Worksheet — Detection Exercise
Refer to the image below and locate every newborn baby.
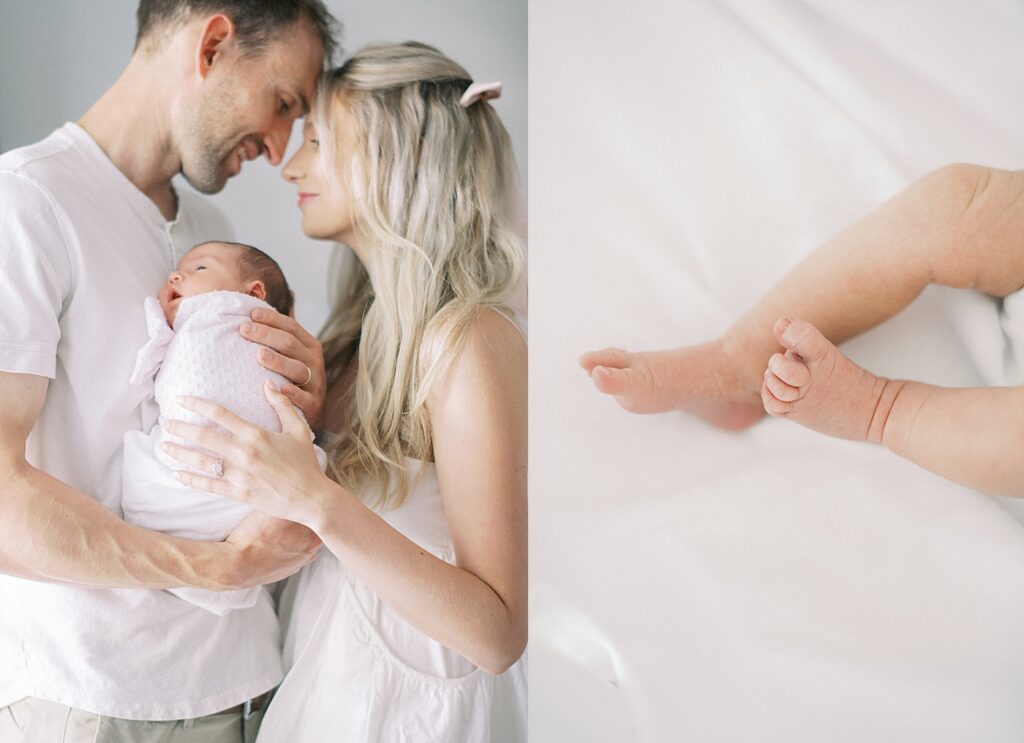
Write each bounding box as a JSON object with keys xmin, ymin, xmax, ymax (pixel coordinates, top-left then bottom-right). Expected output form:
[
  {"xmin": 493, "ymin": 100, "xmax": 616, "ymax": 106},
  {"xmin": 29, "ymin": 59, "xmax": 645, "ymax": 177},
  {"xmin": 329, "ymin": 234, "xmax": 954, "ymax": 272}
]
[{"xmin": 123, "ymin": 240, "xmax": 324, "ymax": 614}]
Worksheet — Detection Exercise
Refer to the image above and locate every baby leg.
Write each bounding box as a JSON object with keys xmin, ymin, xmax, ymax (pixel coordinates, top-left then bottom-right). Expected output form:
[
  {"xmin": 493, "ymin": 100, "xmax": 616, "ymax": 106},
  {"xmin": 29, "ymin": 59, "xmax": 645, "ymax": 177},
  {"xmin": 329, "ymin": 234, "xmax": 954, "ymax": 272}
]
[
  {"xmin": 582, "ymin": 165, "xmax": 1024, "ymax": 429},
  {"xmin": 763, "ymin": 317, "xmax": 1024, "ymax": 497}
]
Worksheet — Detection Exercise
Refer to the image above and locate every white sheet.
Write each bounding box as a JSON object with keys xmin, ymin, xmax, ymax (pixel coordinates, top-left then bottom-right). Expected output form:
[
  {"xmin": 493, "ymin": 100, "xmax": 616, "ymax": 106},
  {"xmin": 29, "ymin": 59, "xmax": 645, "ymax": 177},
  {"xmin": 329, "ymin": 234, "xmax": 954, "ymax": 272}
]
[{"xmin": 530, "ymin": 1, "xmax": 1024, "ymax": 740}]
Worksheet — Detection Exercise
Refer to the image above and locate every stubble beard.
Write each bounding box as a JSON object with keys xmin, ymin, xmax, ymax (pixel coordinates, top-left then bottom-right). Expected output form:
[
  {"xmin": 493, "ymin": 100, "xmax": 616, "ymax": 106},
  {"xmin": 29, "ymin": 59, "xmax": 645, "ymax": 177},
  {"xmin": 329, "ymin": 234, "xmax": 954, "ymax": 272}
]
[
  {"xmin": 177, "ymin": 92, "xmax": 239, "ymax": 194},
  {"xmin": 179, "ymin": 130, "xmax": 235, "ymax": 194}
]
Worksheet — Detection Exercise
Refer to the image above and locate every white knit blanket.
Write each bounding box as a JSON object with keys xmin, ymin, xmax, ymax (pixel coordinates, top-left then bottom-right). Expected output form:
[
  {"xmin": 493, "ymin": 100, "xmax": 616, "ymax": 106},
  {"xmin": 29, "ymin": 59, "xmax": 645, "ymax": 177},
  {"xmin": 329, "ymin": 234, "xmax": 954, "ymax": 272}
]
[{"xmin": 122, "ymin": 291, "xmax": 324, "ymax": 615}]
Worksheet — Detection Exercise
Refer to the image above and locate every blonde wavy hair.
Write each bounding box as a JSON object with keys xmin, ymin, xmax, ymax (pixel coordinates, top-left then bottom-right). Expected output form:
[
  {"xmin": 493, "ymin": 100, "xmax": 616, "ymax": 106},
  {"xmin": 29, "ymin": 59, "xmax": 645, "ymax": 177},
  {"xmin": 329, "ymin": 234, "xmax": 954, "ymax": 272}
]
[{"xmin": 314, "ymin": 42, "xmax": 524, "ymax": 509}]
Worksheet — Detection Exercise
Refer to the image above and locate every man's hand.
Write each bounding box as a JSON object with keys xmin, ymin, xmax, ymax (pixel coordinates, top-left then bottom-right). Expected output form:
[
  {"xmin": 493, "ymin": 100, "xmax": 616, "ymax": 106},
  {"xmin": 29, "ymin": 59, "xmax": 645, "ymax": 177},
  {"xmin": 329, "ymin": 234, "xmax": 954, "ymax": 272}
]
[
  {"xmin": 241, "ymin": 307, "xmax": 326, "ymax": 432},
  {"xmin": 221, "ymin": 511, "xmax": 322, "ymax": 589}
]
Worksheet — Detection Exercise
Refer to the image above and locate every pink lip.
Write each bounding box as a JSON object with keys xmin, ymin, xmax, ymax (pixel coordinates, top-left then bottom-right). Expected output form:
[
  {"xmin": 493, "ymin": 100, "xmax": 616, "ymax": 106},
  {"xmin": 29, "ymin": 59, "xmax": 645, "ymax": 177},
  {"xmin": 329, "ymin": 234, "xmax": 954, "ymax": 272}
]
[{"xmin": 298, "ymin": 193, "xmax": 318, "ymax": 206}]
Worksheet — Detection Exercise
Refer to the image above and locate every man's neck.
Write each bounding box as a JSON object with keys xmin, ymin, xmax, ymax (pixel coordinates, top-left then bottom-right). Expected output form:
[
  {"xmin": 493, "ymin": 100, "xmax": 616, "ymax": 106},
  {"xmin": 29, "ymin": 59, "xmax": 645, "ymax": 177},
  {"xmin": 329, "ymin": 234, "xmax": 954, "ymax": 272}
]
[{"xmin": 78, "ymin": 55, "xmax": 181, "ymax": 221}]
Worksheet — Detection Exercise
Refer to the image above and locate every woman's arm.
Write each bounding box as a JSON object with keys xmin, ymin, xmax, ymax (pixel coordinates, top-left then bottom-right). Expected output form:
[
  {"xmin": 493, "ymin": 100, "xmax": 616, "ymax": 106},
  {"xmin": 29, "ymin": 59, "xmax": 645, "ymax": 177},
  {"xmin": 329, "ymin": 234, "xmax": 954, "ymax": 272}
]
[
  {"xmin": 317, "ymin": 310, "xmax": 527, "ymax": 673},
  {"xmin": 168, "ymin": 309, "xmax": 528, "ymax": 673}
]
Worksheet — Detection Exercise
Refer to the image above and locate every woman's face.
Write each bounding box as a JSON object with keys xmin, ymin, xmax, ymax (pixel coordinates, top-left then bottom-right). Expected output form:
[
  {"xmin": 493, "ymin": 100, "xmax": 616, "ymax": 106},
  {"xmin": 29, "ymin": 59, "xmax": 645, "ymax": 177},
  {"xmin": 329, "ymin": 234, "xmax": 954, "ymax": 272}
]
[{"xmin": 282, "ymin": 101, "xmax": 359, "ymax": 248}]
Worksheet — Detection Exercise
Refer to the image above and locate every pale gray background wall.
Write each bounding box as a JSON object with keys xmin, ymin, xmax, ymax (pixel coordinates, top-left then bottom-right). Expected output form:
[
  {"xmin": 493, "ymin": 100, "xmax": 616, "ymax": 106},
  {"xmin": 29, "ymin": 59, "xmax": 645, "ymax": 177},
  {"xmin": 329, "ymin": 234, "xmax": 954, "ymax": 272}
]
[{"xmin": 0, "ymin": 0, "xmax": 526, "ymax": 332}]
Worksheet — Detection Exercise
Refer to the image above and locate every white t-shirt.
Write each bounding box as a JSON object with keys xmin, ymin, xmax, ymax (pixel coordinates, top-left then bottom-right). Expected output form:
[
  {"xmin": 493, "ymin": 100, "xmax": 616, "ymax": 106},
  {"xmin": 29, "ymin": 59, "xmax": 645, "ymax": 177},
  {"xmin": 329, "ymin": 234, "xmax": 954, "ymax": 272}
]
[{"xmin": 0, "ymin": 123, "xmax": 283, "ymax": 720}]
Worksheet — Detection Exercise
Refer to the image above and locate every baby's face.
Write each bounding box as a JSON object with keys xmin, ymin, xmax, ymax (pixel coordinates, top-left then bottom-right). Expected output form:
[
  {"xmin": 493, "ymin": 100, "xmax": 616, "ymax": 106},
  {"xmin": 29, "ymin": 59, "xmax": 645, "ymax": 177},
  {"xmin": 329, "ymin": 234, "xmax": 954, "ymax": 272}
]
[{"xmin": 159, "ymin": 243, "xmax": 247, "ymax": 325}]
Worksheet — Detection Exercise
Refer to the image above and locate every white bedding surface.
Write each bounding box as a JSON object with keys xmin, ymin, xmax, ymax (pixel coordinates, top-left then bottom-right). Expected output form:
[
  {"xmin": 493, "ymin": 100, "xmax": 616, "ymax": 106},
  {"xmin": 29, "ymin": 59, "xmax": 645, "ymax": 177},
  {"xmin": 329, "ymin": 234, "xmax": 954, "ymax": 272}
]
[{"xmin": 530, "ymin": 1, "xmax": 1024, "ymax": 740}]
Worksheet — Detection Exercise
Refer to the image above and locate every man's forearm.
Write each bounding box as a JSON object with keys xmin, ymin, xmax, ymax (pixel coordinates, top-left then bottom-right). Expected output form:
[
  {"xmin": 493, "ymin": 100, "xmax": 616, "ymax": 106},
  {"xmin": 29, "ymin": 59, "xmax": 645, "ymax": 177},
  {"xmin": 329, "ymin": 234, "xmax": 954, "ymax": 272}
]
[
  {"xmin": 872, "ymin": 382, "xmax": 1024, "ymax": 498},
  {"xmin": 3, "ymin": 460, "xmax": 235, "ymax": 589}
]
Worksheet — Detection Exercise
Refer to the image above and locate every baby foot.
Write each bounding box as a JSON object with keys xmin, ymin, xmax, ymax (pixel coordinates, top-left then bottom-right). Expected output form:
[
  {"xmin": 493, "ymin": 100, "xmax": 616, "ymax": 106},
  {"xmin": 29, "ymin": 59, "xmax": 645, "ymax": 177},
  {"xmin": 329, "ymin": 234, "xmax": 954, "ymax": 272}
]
[
  {"xmin": 761, "ymin": 317, "xmax": 895, "ymax": 442},
  {"xmin": 578, "ymin": 341, "xmax": 765, "ymax": 431}
]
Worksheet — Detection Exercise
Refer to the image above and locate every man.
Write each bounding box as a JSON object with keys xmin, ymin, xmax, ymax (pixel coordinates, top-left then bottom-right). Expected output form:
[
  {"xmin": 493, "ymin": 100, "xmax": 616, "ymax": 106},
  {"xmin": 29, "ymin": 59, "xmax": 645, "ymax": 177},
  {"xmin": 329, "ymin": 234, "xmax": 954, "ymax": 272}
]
[{"xmin": 0, "ymin": 2, "xmax": 340, "ymax": 740}]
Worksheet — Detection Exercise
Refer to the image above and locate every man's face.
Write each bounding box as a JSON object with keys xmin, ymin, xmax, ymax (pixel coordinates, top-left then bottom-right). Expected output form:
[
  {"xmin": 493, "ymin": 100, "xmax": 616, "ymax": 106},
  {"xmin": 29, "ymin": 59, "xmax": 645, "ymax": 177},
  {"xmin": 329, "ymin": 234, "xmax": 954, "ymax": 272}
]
[{"xmin": 175, "ymin": 20, "xmax": 324, "ymax": 194}]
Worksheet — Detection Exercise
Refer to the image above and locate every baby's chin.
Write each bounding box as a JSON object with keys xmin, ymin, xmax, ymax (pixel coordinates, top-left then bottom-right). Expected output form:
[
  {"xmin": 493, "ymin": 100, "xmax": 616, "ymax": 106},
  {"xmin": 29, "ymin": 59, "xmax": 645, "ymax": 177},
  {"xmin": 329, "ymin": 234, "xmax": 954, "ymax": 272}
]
[
  {"xmin": 162, "ymin": 302, "xmax": 178, "ymax": 327},
  {"xmin": 157, "ymin": 293, "xmax": 179, "ymax": 327}
]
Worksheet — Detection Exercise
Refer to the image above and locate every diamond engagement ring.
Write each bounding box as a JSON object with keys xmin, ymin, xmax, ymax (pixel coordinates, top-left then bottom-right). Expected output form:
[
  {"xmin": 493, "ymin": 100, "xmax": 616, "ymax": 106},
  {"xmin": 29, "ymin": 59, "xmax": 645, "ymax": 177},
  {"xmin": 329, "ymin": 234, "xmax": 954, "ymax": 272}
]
[
  {"xmin": 297, "ymin": 363, "xmax": 313, "ymax": 388},
  {"xmin": 211, "ymin": 457, "xmax": 225, "ymax": 479}
]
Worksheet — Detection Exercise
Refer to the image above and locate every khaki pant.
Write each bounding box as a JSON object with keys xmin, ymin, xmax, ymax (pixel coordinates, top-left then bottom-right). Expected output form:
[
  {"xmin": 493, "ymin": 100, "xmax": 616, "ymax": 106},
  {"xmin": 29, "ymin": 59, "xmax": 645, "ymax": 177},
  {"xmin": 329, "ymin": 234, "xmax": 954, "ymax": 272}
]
[{"xmin": 0, "ymin": 698, "xmax": 265, "ymax": 743}]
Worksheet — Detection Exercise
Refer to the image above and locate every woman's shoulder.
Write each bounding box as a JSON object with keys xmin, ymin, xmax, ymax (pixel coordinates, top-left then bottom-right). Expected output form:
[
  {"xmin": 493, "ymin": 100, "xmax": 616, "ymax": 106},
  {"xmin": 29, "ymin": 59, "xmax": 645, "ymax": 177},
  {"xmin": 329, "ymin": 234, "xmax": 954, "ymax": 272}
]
[
  {"xmin": 426, "ymin": 306, "xmax": 526, "ymax": 409},
  {"xmin": 454, "ymin": 307, "xmax": 527, "ymax": 373},
  {"xmin": 468, "ymin": 306, "xmax": 527, "ymax": 346}
]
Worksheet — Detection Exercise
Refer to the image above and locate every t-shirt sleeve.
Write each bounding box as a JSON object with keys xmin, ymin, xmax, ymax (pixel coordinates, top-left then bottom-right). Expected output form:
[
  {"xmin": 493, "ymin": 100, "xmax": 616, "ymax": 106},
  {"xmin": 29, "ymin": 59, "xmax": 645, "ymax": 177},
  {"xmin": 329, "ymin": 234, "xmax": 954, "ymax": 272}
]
[{"xmin": 0, "ymin": 171, "xmax": 73, "ymax": 378}]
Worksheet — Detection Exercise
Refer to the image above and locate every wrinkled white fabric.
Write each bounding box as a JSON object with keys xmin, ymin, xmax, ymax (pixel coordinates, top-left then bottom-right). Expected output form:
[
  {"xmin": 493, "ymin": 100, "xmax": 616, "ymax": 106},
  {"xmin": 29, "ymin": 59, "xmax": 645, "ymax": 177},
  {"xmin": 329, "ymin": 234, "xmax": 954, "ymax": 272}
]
[
  {"xmin": 999, "ymin": 291, "xmax": 1024, "ymax": 386},
  {"xmin": 258, "ymin": 459, "xmax": 527, "ymax": 743},
  {"xmin": 122, "ymin": 291, "xmax": 325, "ymax": 615}
]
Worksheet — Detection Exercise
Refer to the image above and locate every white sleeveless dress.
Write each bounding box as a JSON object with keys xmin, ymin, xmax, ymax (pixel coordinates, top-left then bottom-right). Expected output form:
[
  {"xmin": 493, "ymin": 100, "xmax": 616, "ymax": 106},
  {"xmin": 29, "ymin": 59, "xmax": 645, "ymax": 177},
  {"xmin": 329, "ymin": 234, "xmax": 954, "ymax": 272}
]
[{"xmin": 256, "ymin": 458, "xmax": 528, "ymax": 742}]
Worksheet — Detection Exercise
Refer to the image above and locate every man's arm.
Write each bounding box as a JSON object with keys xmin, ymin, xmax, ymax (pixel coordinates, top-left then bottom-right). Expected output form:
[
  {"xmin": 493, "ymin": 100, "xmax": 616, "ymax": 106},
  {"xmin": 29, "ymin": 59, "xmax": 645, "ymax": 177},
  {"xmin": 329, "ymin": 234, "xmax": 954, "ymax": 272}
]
[{"xmin": 0, "ymin": 370, "xmax": 318, "ymax": 589}]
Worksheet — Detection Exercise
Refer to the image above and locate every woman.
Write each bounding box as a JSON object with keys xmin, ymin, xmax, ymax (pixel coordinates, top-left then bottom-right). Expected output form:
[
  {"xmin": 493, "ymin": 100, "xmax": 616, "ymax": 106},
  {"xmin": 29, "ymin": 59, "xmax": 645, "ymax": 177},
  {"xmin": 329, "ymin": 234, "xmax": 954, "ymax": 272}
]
[{"xmin": 166, "ymin": 42, "xmax": 527, "ymax": 741}]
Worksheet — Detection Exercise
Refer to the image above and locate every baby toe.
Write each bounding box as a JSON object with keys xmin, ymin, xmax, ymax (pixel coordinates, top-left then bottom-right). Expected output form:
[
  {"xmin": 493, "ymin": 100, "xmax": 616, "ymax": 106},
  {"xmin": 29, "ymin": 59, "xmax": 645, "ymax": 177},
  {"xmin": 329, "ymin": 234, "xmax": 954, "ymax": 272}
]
[
  {"xmin": 593, "ymin": 365, "xmax": 630, "ymax": 395},
  {"xmin": 774, "ymin": 317, "xmax": 832, "ymax": 364},
  {"xmin": 763, "ymin": 368, "xmax": 802, "ymax": 402},
  {"xmin": 768, "ymin": 352, "xmax": 810, "ymax": 389},
  {"xmin": 579, "ymin": 347, "xmax": 631, "ymax": 372},
  {"xmin": 760, "ymin": 383, "xmax": 792, "ymax": 416},
  {"xmin": 578, "ymin": 350, "xmax": 601, "ymax": 371}
]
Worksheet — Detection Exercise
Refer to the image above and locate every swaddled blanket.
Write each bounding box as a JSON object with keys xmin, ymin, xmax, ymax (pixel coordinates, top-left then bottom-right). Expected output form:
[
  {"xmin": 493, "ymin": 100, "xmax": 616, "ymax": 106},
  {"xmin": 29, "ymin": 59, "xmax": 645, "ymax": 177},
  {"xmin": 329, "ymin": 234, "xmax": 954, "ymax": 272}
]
[{"xmin": 122, "ymin": 290, "xmax": 325, "ymax": 615}]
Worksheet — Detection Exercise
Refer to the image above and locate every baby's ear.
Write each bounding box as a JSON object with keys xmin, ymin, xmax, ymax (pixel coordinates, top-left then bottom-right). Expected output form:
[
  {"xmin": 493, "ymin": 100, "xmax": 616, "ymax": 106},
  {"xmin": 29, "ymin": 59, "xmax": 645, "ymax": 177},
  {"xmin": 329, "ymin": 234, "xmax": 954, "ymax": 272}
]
[{"xmin": 246, "ymin": 280, "xmax": 267, "ymax": 301}]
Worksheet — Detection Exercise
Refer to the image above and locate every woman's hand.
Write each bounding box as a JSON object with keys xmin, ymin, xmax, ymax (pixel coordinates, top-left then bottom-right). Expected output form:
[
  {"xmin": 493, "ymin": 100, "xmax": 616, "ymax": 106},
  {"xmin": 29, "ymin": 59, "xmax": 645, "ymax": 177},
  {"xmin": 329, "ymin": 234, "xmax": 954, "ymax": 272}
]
[
  {"xmin": 162, "ymin": 382, "xmax": 333, "ymax": 529},
  {"xmin": 241, "ymin": 307, "xmax": 327, "ymax": 433}
]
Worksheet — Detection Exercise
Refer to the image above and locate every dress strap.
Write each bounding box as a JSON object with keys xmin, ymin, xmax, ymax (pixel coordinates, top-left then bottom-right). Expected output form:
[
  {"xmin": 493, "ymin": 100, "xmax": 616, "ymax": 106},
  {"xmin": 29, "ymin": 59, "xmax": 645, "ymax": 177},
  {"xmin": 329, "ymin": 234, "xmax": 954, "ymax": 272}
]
[{"xmin": 491, "ymin": 306, "xmax": 528, "ymax": 341}]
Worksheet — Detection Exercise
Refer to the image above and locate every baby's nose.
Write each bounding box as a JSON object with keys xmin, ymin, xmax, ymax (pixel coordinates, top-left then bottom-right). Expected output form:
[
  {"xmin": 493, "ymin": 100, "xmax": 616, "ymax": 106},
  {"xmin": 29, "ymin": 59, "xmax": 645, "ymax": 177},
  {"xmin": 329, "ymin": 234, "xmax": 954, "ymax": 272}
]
[{"xmin": 169, "ymin": 271, "xmax": 183, "ymax": 283}]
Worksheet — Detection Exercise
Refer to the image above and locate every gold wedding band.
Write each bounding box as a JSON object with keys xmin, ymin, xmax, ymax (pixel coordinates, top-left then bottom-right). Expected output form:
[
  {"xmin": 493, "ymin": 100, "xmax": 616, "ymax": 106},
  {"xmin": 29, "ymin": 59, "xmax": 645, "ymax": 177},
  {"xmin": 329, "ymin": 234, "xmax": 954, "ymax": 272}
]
[{"xmin": 297, "ymin": 364, "xmax": 313, "ymax": 388}]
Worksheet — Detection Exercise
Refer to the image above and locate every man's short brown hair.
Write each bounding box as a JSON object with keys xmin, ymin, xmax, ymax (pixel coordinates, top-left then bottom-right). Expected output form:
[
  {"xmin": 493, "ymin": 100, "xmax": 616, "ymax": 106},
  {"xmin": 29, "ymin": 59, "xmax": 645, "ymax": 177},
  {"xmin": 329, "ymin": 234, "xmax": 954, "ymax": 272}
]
[{"xmin": 135, "ymin": 0, "xmax": 340, "ymax": 63}]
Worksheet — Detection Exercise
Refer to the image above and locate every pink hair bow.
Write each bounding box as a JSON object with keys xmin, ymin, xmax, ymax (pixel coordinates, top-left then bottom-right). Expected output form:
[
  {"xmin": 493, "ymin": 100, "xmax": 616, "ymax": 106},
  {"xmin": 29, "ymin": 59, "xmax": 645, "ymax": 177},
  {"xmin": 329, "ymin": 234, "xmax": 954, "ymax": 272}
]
[{"xmin": 459, "ymin": 81, "xmax": 502, "ymax": 108}]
